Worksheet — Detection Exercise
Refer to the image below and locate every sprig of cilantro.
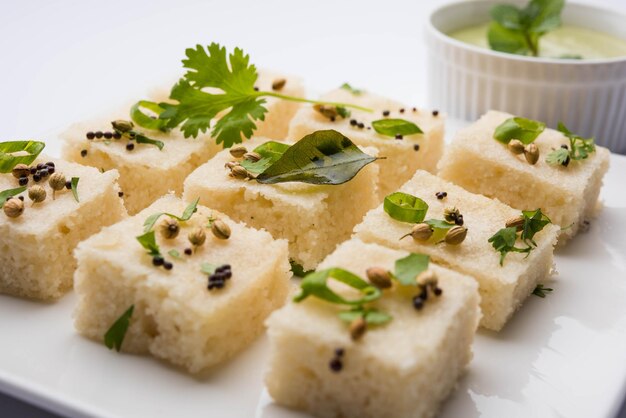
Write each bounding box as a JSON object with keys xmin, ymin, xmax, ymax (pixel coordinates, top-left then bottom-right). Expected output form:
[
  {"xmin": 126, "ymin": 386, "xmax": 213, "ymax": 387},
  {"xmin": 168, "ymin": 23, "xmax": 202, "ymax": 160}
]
[
  {"xmin": 546, "ymin": 122, "xmax": 596, "ymax": 167},
  {"xmin": 488, "ymin": 0, "xmax": 564, "ymax": 57},
  {"xmin": 488, "ymin": 208, "xmax": 552, "ymax": 265},
  {"xmin": 133, "ymin": 43, "xmax": 373, "ymax": 148}
]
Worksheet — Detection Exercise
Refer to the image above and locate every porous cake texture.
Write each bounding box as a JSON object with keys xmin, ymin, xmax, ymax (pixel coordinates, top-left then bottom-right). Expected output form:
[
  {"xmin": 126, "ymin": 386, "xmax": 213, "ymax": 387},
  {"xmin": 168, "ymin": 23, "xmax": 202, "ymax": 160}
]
[
  {"xmin": 61, "ymin": 113, "xmax": 217, "ymax": 215},
  {"xmin": 183, "ymin": 138, "xmax": 379, "ymax": 271},
  {"xmin": 354, "ymin": 170, "xmax": 559, "ymax": 331},
  {"xmin": 73, "ymin": 195, "xmax": 290, "ymax": 373},
  {"xmin": 265, "ymin": 239, "xmax": 480, "ymax": 418},
  {"xmin": 288, "ymin": 88, "xmax": 445, "ymax": 197},
  {"xmin": 0, "ymin": 157, "xmax": 126, "ymax": 300},
  {"xmin": 150, "ymin": 69, "xmax": 305, "ymax": 140},
  {"xmin": 438, "ymin": 110, "xmax": 610, "ymax": 244}
]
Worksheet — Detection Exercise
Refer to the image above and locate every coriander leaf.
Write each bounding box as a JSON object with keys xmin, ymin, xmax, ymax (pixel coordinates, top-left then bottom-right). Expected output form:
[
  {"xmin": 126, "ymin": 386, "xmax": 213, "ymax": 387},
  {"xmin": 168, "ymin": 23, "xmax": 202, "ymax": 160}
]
[
  {"xmin": 0, "ymin": 186, "xmax": 27, "ymax": 208},
  {"xmin": 524, "ymin": 0, "xmax": 564, "ymax": 34},
  {"xmin": 136, "ymin": 230, "xmax": 161, "ymax": 257},
  {"xmin": 104, "ymin": 305, "xmax": 134, "ymax": 352},
  {"xmin": 424, "ymin": 218, "xmax": 456, "ymax": 242},
  {"xmin": 256, "ymin": 130, "xmax": 377, "ymax": 185},
  {"xmin": 336, "ymin": 106, "xmax": 351, "ymax": 119},
  {"xmin": 71, "ymin": 177, "xmax": 80, "ymax": 203},
  {"xmin": 383, "ymin": 192, "xmax": 429, "ymax": 223},
  {"xmin": 521, "ymin": 208, "xmax": 551, "ymax": 245},
  {"xmin": 488, "ymin": 226, "xmax": 531, "ymax": 265},
  {"xmin": 211, "ymin": 97, "xmax": 268, "ymax": 148},
  {"xmin": 293, "ymin": 268, "xmax": 381, "ymax": 305},
  {"xmin": 134, "ymin": 133, "xmax": 165, "ymax": 151},
  {"xmin": 545, "ymin": 148, "xmax": 569, "ymax": 165},
  {"xmin": 290, "ymin": 259, "xmax": 314, "ymax": 277},
  {"xmin": 168, "ymin": 249, "xmax": 182, "ymax": 259},
  {"xmin": 240, "ymin": 141, "xmax": 290, "ymax": 174},
  {"xmin": 338, "ymin": 307, "xmax": 392, "ymax": 325},
  {"xmin": 393, "ymin": 253, "xmax": 430, "ymax": 286},
  {"xmin": 143, "ymin": 198, "xmax": 199, "ymax": 232},
  {"xmin": 0, "ymin": 141, "xmax": 46, "ymax": 173},
  {"xmin": 493, "ymin": 117, "xmax": 545, "ymax": 144},
  {"xmin": 557, "ymin": 122, "xmax": 595, "ymax": 161},
  {"xmin": 532, "ymin": 283, "xmax": 553, "ymax": 298},
  {"xmin": 372, "ymin": 119, "xmax": 423, "ymax": 137},
  {"xmin": 201, "ymin": 262, "xmax": 218, "ymax": 275},
  {"xmin": 130, "ymin": 101, "xmax": 169, "ymax": 132},
  {"xmin": 340, "ymin": 83, "xmax": 364, "ymax": 96}
]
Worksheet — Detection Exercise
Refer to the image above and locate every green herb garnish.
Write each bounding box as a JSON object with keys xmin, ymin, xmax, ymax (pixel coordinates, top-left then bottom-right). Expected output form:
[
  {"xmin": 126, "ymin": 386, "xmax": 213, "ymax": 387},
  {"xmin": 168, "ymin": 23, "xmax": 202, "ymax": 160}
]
[
  {"xmin": 392, "ymin": 253, "xmax": 430, "ymax": 286},
  {"xmin": 293, "ymin": 268, "xmax": 381, "ymax": 305},
  {"xmin": 133, "ymin": 132, "xmax": 165, "ymax": 151},
  {"xmin": 424, "ymin": 219, "xmax": 456, "ymax": 242},
  {"xmin": 488, "ymin": 0, "xmax": 565, "ymax": 57},
  {"xmin": 104, "ymin": 305, "xmax": 134, "ymax": 352},
  {"xmin": 488, "ymin": 208, "xmax": 552, "ymax": 265},
  {"xmin": 340, "ymin": 82, "xmax": 364, "ymax": 96},
  {"xmin": 132, "ymin": 43, "xmax": 373, "ymax": 148},
  {"xmin": 130, "ymin": 101, "xmax": 169, "ymax": 132},
  {"xmin": 201, "ymin": 262, "xmax": 218, "ymax": 275},
  {"xmin": 532, "ymin": 283, "xmax": 553, "ymax": 297},
  {"xmin": 545, "ymin": 122, "xmax": 595, "ymax": 167},
  {"xmin": 136, "ymin": 230, "xmax": 161, "ymax": 257},
  {"xmin": 290, "ymin": 259, "xmax": 314, "ymax": 277},
  {"xmin": 143, "ymin": 198, "xmax": 199, "ymax": 232},
  {"xmin": 338, "ymin": 307, "xmax": 391, "ymax": 325},
  {"xmin": 0, "ymin": 141, "xmax": 46, "ymax": 173},
  {"xmin": 240, "ymin": 141, "xmax": 290, "ymax": 174},
  {"xmin": 494, "ymin": 117, "xmax": 546, "ymax": 144},
  {"xmin": 255, "ymin": 130, "xmax": 377, "ymax": 185},
  {"xmin": 383, "ymin": 192, "xmax": 429, "ymax": 223},
  {"xmin": 0, "ymin": 186, "xmax": 27, "ymax": 208},
  {"xmin": 70, "ymin": 177, "xmax": 80, "ymax": 203},
  {"xmin": 372, "ymin": 119, "xmax": 423, "ymax": 137}
]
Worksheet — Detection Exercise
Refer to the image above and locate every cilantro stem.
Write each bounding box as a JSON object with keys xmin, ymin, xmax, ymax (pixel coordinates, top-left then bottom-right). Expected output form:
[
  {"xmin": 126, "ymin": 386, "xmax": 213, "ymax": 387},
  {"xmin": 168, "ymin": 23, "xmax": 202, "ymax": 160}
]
[{"xmin": 257, "ymin": 91, "xmax": 374, "ymax": 113}]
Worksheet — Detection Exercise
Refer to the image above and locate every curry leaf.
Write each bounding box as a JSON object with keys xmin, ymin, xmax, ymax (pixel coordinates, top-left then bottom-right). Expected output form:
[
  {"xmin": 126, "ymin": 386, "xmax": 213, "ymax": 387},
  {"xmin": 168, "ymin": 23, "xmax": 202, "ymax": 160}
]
[{"xmin": 0, "ymin": 141, "xmax": 46, "ymax": 173}]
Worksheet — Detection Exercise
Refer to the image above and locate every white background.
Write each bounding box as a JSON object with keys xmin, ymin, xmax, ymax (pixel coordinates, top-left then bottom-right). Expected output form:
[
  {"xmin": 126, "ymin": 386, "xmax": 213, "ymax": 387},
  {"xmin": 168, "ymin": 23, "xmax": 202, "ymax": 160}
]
[{"xmin": 2, "ymin": 1, "xmax": 626, "ymax": 417}]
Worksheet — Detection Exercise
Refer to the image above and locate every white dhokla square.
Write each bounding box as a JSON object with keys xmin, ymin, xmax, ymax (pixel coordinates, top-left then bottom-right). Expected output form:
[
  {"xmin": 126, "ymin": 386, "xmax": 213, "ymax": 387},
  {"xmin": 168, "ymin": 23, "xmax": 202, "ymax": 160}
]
[
  {"xmin": 288, "ymin": 88, "xmax": 445, "ymax": 196},
  {"xmin": 354, "ymin": 170, "xmax": 559, "ymax": 331},
  {"xmin": 0, "ymin": 157, "xmax": 126, "ymax": 300},
  {"xmin": 265, "ymin": 239, "xmax": 480, "ymax": 418},
  {"xmin": 150, "ymin": 69, "xmax": 305, "ymax": 140},
  {"xmin": 438, "ymin": 110, "xmax": 610, "ymax": 243},
  {"xmin": 183, "ymin": 138, "xmax": 379, "ymax": 271},
  {"xmin": 61, "ymin": 114, "xmax": 217, "ymax": 215},
  {"xmin": 73, "ymin": 195, "xmax": 290, "ymax": 373}
]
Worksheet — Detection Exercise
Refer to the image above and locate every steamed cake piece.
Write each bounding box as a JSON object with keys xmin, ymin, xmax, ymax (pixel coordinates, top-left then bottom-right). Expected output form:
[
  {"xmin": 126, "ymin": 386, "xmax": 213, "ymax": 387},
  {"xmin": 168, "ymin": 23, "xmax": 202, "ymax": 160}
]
[
  {"xmin": 61, "ymin": 111, "xmax": 217, "ymax": 214},
  {"xmin": 438, "ymin": 110, "xmax": 610, "ymax": 244},
  {"xmin": 354, "ymin": 170, "xmax": 559, "ymax": 331},
  {"xmin": 288, "ymin": 88, "xmax": 445, "ymax": 196},
  {"xmin": 183, "ymin": 137, "xmax": 379, "ymax": 271},
  {"xmin": 73, "ymin": 194, "xmax": 290, "ymax": 373},
  {"xmin": 265, "ymin": 239, "xmax": 480, "ymax": 418},
  {"xmin": 150, "ymin": 69, "xmax": 305, "ymax": 140},
  {"xmin": 0, "ymin": 157, "xmax": 126, "ymax": 300}
]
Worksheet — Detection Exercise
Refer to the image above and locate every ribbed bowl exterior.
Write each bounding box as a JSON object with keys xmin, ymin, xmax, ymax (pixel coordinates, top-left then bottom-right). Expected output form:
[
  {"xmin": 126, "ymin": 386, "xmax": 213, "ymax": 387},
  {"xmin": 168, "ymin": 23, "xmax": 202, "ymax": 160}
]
[{"xmin": 426, "ymin": 1, "xmax": 626, "ymax": 154}]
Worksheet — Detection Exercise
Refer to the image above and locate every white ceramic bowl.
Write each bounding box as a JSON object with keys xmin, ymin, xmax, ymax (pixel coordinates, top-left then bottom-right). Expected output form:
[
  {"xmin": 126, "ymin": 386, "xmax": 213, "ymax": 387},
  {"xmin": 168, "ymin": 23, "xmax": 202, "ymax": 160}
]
[{"xmin": 425, "ymin": 0, "xmax": 626, "ymax": 153}]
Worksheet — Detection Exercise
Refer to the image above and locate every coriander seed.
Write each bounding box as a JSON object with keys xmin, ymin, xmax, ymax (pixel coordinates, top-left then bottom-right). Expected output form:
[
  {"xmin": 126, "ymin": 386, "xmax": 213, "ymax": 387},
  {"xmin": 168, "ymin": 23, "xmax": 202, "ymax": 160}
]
[
  {"xmin": 159, "ymin": 217, "xmax": 180, "ymax": 239},
  {"xmin": 211, "ymin": 219, "xmax": 231, "ymax": 240},
  {"xmin": 272, "ymin": 78, "xmax": 287, "ymax": 90},
  {"xmin": 230, "ymin": 165, "xmax": 250, "ymax": 180},
  {"xmin": 111, "ymin": 120, "xmax": 134, "ymax": 133},
  {"xmin": 445, "ymin": 225, "xmax": 467, "ymax": 245},
  {"xmin": 188, "ymin": 227, "xmax": 206, "ymax": 248},
  {"xmin": 366, "ymin": 267, "xmax": 392, "ymax": 289},
  {"xmin": 313, "ymin": 104, "xmax": 338, "ymax": 119},
  {"xmin": 49, "ymin": 173, "xmax": 67, "ymax": 199},
  {"xmin": 243, "ymin": 152, "xmax": 262, "ymax": 162},
  {"xmin": 28, "ymin": 185, "xmax": 46, "ymax": 205},
  {"xmin": 12, "ymin": 164, "xmax": 30, "ymax": 179},
  {"xmin": 443, "ymin": 207, "xmax": 460, "ymax": 223},
  {"xmin": 524, "ymin": 143, "xmax": 539, "ymax": 165},
  {"xmin": 508, "ymin": 139, "xmax": 525, "ymax": 155},
  {"xmin": 3, "ymin": 198, "xmax": 24, "ymax": 218},
  {"xmin": 229, "ymin": 145, "xmax": 247, "ymax": 158},
  {"xmin": 401, "ymin": 223, "xmax": 433, "ymax": 241},
  {"xmin": 349, "ymin": 317, "xmax": 367, "ymax": 341},
  {"xmin": 225, "ymin": 161, "xmax": 240, "ymax": 169}
]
